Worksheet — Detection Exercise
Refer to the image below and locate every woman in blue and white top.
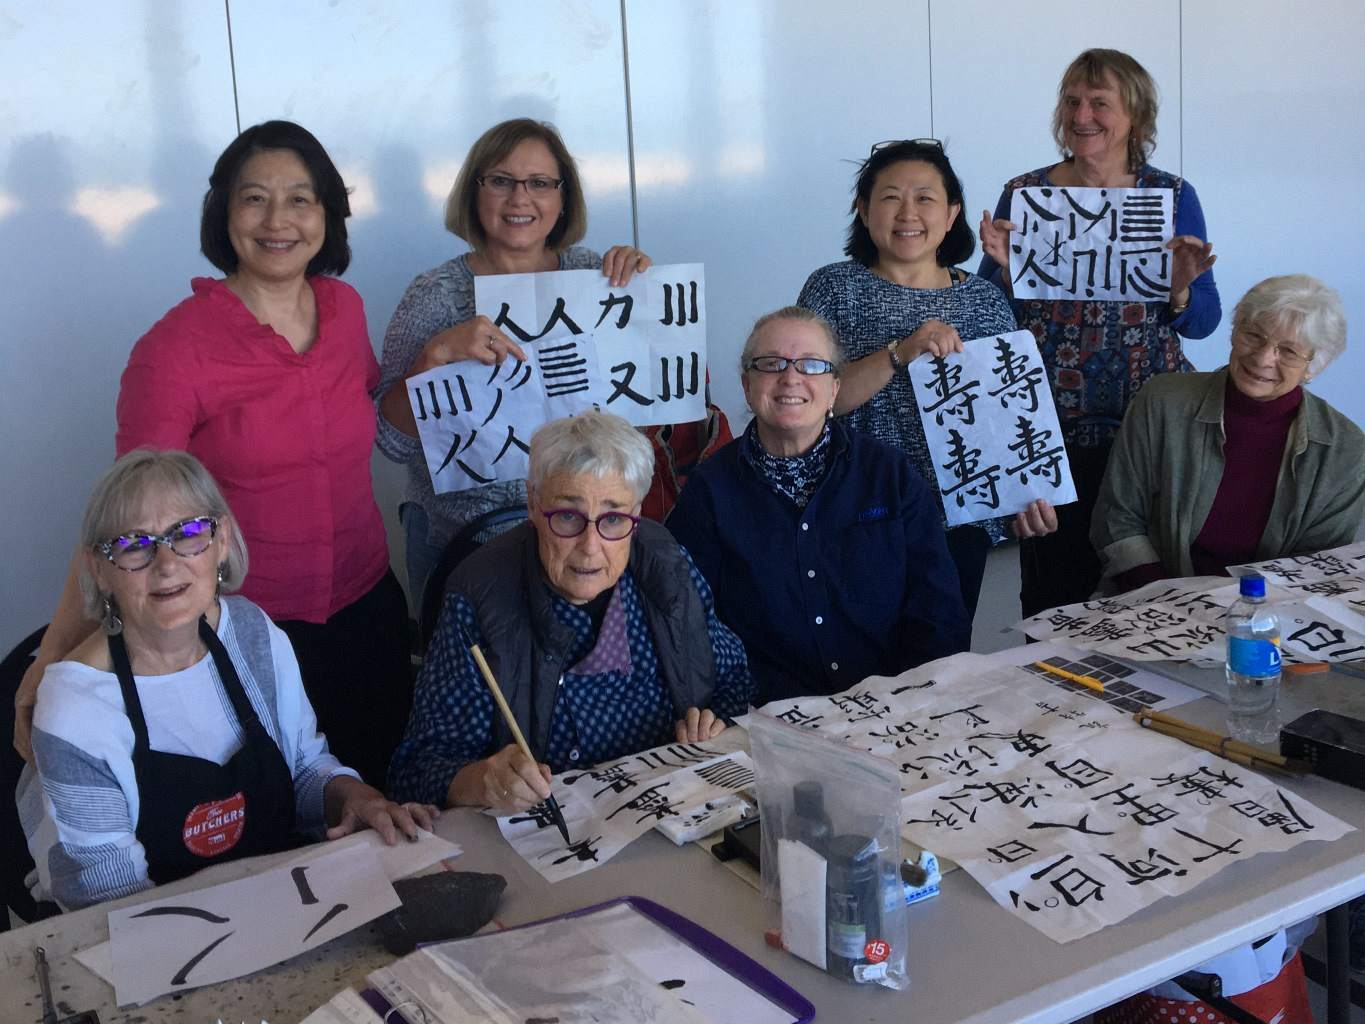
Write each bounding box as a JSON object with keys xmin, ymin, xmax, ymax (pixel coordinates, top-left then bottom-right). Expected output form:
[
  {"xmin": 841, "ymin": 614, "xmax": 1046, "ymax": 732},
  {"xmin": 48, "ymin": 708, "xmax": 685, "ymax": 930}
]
[{"xmin": 19, "ymin": 450, "xmax": 436, "ymax": 911}]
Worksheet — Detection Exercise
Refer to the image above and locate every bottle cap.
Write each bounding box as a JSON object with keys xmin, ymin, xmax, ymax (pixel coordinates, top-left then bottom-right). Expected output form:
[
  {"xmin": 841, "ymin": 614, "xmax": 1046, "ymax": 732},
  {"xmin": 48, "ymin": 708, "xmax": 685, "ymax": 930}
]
[{"xmin": 1238, "ymin": 573, "xmax": 1266, "ymax": 598}]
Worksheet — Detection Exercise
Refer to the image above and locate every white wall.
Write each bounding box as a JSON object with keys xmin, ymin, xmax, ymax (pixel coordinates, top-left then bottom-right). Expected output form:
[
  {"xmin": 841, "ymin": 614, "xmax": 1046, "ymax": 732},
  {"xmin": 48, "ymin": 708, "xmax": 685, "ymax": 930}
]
[{"xmin": 3, "ymin": 1, "xmax": 1363, "ymax": 653}]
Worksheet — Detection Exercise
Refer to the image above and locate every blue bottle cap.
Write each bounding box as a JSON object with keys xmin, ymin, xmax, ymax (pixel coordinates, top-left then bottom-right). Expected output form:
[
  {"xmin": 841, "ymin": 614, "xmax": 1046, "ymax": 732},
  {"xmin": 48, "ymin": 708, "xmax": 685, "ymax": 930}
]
[{"xmin": 1239, "ymin": 573, "xmax": 1266, "ymax": 598}]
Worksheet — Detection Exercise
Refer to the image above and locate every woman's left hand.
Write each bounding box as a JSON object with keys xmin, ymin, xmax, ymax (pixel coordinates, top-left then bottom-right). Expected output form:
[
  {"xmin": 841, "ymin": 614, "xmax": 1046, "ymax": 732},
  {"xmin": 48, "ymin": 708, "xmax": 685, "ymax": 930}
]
[
  {"xmin": 1166, "ymin": 235, "xmax": 1217, "ymax": 307},
  {"xmin": 601, "ymin": 245, "xmax": 652, "ymax": 287},
  {"xmin": 675, "ymin": 707, "xmax": 727, "ymax": 743},
  {"xmin": 1012, "ymin": 498, "xmax": 1058, "ymax": 539},
  {"xmin": 325, "ymin": 776, "xmax": 440, "ymax": 844}
]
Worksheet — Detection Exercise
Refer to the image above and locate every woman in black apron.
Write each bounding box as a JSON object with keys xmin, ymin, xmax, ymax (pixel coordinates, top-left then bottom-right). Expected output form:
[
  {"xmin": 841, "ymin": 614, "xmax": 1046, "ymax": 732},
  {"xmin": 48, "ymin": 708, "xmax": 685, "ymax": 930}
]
[{"xmin": 20, "ymin": 450, "xmax": 437, "ymax": 910}]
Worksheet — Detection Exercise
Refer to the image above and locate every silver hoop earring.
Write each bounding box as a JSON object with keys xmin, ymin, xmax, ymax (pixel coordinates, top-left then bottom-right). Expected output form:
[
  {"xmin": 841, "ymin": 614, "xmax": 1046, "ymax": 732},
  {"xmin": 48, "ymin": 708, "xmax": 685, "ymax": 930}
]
[{"xmin": 101, "ymin": 595, "xmax": 123, "ymax": 636}]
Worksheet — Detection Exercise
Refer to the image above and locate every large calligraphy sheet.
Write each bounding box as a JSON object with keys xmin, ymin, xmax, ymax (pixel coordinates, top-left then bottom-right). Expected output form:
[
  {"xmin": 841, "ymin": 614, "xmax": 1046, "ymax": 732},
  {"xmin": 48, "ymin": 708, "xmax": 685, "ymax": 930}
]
[
  {"xmin": 408, "ymin": 264, "xmax": 706, "ymax": 492},
  {"xmin": 1018, "ymin": 542, "xmax": 1365, "ymax": 665},
  {"xmin": 497, "ymin": 733, "xmax": 755, "ymax": 882},
  {"xmin": 1009, "ymin": 186, "xmax": 1174, "ymax": 302},
  {"xmin": 908, "ymin": 329, "xmax": 1076, "ymax": 526},
  {"xmin": 759, "ymin": 653, "xmax": 1351, "ymax": 943}
]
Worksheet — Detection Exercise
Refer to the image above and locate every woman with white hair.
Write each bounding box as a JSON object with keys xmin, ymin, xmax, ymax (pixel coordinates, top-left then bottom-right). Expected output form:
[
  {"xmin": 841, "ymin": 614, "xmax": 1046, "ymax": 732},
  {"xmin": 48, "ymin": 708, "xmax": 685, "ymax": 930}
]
[
  {"xmin": 1092, "ymin": 274, "xmax": 1364, "ymax": 591},
  {"xmin": 19, "ymin": 450, "xmax": 435, "ymax": 911},
  {"xmin": 388, "ymin": 411, "xmax": 751, "ymax": 812}
]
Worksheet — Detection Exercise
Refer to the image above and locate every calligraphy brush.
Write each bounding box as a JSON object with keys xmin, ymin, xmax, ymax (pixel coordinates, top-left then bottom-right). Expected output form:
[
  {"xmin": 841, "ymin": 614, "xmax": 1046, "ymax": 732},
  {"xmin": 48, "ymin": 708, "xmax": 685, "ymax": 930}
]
[
  {"xmin": 1133, "ymin": 711, "xmax": 1309, "ymax": 776},
  {"xmin": 456, "ymin": 621, "xmax": 572, "ymax": 846}
]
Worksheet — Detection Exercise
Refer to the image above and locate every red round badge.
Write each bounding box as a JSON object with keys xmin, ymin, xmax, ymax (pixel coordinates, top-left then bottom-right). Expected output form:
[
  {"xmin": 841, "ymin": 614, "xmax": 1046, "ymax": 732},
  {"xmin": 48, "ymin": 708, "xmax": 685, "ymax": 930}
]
[
  {"xmin": 182, "ymin": 792, "xmax": 246, "ymax": 858},
  {"xmin": 863, "ymin": 939, "xmax": 891, "ymax": 964}
]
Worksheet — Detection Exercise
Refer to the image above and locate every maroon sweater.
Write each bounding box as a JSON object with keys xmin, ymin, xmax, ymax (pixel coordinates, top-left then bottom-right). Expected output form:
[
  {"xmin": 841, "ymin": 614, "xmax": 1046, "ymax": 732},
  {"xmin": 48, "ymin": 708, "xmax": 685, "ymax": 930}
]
[{"xmin": 1115, "ymin": 378, "xmax": 1302, "ymax": 592}]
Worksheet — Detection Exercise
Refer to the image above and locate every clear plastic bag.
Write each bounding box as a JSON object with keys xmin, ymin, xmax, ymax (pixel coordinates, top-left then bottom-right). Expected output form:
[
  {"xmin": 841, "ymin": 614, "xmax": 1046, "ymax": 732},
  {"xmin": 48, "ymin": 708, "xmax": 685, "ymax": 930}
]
[{"xmin": 748, "ymin": 710, "xmax": 910, "ymax": 990}]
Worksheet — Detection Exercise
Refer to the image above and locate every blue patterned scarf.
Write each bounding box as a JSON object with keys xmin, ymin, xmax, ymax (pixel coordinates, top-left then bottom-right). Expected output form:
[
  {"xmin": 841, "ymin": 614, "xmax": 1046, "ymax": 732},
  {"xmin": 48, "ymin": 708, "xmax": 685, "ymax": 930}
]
[{"xmin": 740, "ymin": 419, "xmax": 831, "ymax": 508}]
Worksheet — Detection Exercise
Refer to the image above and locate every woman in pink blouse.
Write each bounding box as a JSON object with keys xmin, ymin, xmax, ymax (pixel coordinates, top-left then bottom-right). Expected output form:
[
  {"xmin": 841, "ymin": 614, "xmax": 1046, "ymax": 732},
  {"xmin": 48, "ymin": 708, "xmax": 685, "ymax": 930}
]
[{"xmin": 16, "ymin": 122, "xmax": 409, "ymax": 787}]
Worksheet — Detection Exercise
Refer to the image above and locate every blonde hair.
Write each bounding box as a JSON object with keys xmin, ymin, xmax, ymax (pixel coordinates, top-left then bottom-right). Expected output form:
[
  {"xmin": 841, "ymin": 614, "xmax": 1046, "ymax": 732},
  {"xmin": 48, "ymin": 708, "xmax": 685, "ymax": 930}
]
[
  {"xmin": 79, "ymin": 450, "xmax": 248, "ymax": 619},
  {"xmin": 1051, "ymin": 48, "xmax": 1159, "ymax": 172}
]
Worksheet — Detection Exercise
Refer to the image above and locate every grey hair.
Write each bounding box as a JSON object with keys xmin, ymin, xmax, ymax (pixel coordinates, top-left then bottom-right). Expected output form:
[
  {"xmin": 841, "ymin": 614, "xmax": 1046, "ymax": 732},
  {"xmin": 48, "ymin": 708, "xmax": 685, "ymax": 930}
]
[
  {"xmin": 527, "ymin": 411, "xmax": 654, "ymax": 504},
  {"xmin": 79, "ymin": 449, "xmax": 249, "ymax": 620},
  {"xmin": 1232, "ymin": 274, "xmax": 1347, "ymax": 377},
  {"xmin": 739, "ymin": 306, "xmax": 846, "ymax": 376}
]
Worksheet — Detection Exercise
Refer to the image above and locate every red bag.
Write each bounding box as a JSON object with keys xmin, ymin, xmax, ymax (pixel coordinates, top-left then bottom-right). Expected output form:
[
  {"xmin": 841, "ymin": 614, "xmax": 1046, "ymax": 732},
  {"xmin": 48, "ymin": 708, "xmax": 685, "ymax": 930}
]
[{"xmin": 1095, "ymin": 952, "xmax": 1312, "ymax": 1024}]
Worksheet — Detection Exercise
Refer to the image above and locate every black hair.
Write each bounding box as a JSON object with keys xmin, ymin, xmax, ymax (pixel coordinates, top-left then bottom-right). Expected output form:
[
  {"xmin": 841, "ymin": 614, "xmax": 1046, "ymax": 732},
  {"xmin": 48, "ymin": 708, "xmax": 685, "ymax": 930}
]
[
  {"xmin": 200, "ymin": 120, "xmax": 351, "ymax": 276},
  {"xmin": 843, "ymin": 140, "xmax": 974, "ymax": 269}
]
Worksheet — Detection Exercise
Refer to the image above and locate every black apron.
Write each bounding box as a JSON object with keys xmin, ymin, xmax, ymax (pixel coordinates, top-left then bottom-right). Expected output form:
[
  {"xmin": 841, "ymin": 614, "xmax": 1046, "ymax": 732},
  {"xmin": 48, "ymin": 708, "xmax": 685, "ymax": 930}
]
[{"xmin": 109, "ymin": 616, "xmax": 297, "ymax": 885}]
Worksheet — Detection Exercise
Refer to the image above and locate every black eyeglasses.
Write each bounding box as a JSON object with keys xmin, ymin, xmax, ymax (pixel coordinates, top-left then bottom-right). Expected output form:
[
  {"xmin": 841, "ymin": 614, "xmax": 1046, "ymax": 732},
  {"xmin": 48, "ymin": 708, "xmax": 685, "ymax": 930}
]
[
  {"xmin": 745, "ymin": 356, "xmax": 836, "ymax": 376},
  {"xmin": 869, "ymin": 138, "xmax": 943, "ymax": 157},
  {"xmin": 476, "ymin": 174, "xmax": 564, "ymax": 195},
  {"xmin": 540, "ymin": 508, "xmax": 640, "ymax": 541},
  {"xmin": 96, "ymin": 516, "xmax": 218, "ymax": 572}
]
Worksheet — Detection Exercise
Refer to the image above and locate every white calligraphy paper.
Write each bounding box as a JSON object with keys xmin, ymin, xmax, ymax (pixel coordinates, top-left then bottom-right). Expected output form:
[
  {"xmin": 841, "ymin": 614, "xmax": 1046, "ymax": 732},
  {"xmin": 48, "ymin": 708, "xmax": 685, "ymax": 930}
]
[
  {"xmin": 108, "ymin": 842, "xmax": 400, "ymax": 1006},
  {"xmin": 497, "ymin": 734, "xmax": 755, "ymax": 882},
  {"xmin": 759, "ymin": 653, "xmax": 1352, "ymax": 943},
  {"xmin": 1018, "ymin": 542, "xmax": 1365, "ymax": 665},
  {"xmin": 1009, "ymin": 186, "xmax": 1174, "ymax": 302},
  {"xmin": 408, "ymin": 264, "xmax": 707, "ymax": 493},
  {"xmin": 909, "ymin": 329, "xmax": 1076, "ymax": 526}
]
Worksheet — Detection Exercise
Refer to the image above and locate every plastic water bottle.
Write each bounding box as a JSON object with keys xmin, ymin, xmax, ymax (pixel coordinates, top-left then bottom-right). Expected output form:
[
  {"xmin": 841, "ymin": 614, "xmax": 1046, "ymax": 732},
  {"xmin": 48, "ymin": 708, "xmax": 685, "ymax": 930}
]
[{"xmin": 1225, "ymin": 573, "xmax": 1282, "ymax": 744}]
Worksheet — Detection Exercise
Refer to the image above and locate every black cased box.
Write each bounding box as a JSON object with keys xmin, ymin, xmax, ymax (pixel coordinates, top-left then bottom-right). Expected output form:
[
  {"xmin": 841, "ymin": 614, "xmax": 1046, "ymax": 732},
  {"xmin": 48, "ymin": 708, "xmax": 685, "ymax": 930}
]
[{"xmin": 1280, "ymin": 709, "xmax": 1365, "ymax": 790}]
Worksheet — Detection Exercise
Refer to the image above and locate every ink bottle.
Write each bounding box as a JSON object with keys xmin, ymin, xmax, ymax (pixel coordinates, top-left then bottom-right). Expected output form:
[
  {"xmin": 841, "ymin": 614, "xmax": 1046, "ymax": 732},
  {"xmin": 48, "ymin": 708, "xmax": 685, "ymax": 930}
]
[
  {"xmin": 790, "ymin": 781, "xmax": 833, "ymax": 856},
  {"xmin": 825, "ymin": 833, "xmax": 882, "ymax": 982}
]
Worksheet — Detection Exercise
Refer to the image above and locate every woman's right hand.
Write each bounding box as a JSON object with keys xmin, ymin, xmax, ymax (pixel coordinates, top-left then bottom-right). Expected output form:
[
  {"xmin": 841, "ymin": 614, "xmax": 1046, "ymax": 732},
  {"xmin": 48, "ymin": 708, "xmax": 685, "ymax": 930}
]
[
  {"xmin": 979, "ymin": 210, "xmax": 1015, "ymax": 269},
  {"xmin": 900, "ymin": 319, "xmax": 965, "ymax": 362},
  {"xmin": 468, "ymin": 744, "xmax": 553, "ymax": 813},
  {"xmin": 412, "ymin": 315, "xmax": 527, "ymax": 374}
]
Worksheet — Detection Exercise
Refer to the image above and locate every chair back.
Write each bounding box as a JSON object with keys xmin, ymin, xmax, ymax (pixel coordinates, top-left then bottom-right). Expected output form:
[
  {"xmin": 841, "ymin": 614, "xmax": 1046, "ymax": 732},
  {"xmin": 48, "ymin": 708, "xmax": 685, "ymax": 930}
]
[
  {"xmin": 0, "ymin": 625, "xmax": 55, "ymax": 929},
  {"xmin": 419, "ymin": 506, "xmax": 528, "ymax": 650}
]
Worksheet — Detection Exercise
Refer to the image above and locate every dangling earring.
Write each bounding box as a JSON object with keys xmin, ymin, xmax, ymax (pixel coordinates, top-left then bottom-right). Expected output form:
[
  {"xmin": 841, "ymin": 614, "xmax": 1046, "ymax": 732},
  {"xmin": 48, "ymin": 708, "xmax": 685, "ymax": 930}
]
[
  {"xmin": 216, "ymin": 563, "xmax": 226, "ymax": 596},
  {"xmin": 101, "ymin": 594, "xmax": 123, "ymax": 636}
]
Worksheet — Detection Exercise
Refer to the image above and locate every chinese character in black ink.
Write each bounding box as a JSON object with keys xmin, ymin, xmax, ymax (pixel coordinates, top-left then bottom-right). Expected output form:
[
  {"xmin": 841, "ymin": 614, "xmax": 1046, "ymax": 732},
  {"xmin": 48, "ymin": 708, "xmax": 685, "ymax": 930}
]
[
  {"xmin": 659, "ymin": 280, "xmax": 700, "ymax": 326},
  {"xmin": 867, "ymin": 720, "xmax": 941, "ymax": 750},
  {"xmin": 1027, "ymin": 812, "xmax": 1114, "ymax": 836},
  {"xmin": 658, "ymin": 352, "xmax": 700, "ymax": 402},
  {"xmin": 632, "ymin": 743, "xmax": 717, "ymax": 770},
  {"xmin": 694, "ymin": 758, "xmax": 754, "ymax": 790},
  {"xmin": 1101, "ymin": 847, "xmax": 1187, "ymax": 885},
  {"xmin": 509, "ymin": 802, "xmax": 563, "ymax": 829},
  {"xmin": 1126, "ymin": 636, "xmax": 1185, "ymax": 658},
  {"xmin": 986, "ymin": 335, "xmax": 1046, "ymax": 412},
  {"xmin": 905, "ymin": 744, "xmax": 998, "ymax": 779},
  {"xmin": 830, "ymin": 690, "xmax": 892, "ymax": 722},
  {"xmin": 291, "ymin": 864, "xmax": 350, "ymax": 942},
  {"xmin": 920, "ymin": 357, "xmax": 981, "ymax": 426},
  {"xmin": 970, "ymin": 729, "xmax": 1052, "ymax": 757},
  {"xmin": 930, "ymin": 703, "xmax": 989, "ymax": 728},
  {"xmin": 1287, "ymin": 620, "xmax": 1365, "ymax": 655},
  {"xmin": 607, "ymin": 360, "xmax": 654, "ymax": 407},
  {"xmin": 1004, "ymin": 416, "xmax": 1066, "ymax": 487},
  {"xmin": 606, "ymin": 783, "xmax": 683, "ymax": 824},
  {"xmin": 493, "ymin": 296, "xmax": 584, "ymax": 342},
  {"xmin": 905, "ymin": 807, "xmax": 973, "ymax": 831},
  {"xmin": 1046, "ymin": 757, "xmax": 1114, "ymax": 789},
  {"xmin": 595, "ymin": 292, "xmax": 634, "ymax": 328},
  {"xmin": 1172, "ymin": 827, "xmax": 1244, "ymax": 864},
  {"xmin": 988, "ymin": 839, "xmax": 1037, "ymax": 863},
  {"xmin": 551, "ymin": 836, "xmax": 603, "ymax": 865},
  {"xmin": 940, "ymin": 429, "xmax": 1003, "ymax": 510},
  {"xmin": 1091, "ymin": 782, "xmax": 1178, "ymax": 826},
  {"xmin": 1078, "ymin": 619, "xmax": 1136, "ymax": 642},
  {"xmin": 537, "ymin": 338, "xmax": 591, "ymax": 397},
  {"xmin": 776, "ymin": 706, "xmax": 823, "ymax": 729},
  {"xmin": 562, "ymin": 763, "xmax": 638, "ymax": 798},
  {"xmin": 1152, "ymin": 766, "xmax": 1244, "ymax": 802},
  {"xmin": 1009, "ymin": 852, "xmax": 1106, "ymax": 911}
]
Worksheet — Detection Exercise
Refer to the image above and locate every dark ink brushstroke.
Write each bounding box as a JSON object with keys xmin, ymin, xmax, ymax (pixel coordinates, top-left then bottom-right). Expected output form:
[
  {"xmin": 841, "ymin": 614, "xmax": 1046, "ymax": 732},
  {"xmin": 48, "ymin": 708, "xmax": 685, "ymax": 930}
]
[
  {"xmin": 303, "ymin": 902, "xmax": 349, "ymax": 942},
  {"xmin": 130, "ymin": 905, "xmax": 230, "ymax": 924},
  {"xmin": 291, "ymin": 866, "xmax": 318, "ymax": 906},
  {"xmin": 171, "ymin": 932, "xmax": 234, "ymax": 985}
]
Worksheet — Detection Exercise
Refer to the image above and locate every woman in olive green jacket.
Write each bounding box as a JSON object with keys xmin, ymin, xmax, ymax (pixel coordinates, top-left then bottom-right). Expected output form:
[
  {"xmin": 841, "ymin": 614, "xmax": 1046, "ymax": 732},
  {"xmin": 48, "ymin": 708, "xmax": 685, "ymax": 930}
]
[{"xmin": 1092, "ymin": 274, "xmax": 1364, "ymax": 593}]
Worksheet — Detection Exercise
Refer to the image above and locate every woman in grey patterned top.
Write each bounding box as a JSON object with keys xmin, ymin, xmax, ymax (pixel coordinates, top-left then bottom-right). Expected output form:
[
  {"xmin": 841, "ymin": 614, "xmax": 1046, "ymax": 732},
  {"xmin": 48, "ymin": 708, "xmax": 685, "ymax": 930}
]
[
  {"xmin": 798, "ymin": 140, "xmax": 1056, "ymax": 624},
  {"xmin": 376, "ymin": 119, "xmax": 650, "ymax": 602}
]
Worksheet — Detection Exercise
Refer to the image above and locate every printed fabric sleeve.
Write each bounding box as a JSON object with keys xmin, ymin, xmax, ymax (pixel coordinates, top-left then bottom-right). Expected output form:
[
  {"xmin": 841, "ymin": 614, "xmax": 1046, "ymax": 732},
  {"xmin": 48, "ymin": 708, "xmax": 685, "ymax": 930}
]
[
  {"xmin": 680, "ymin": 546, "xmax": 753, "ymax": 718},
  {"xmin": 22, "ymin": 725, "xmax": 150, "ymax": 912},
  {"xmin": 374, "ymin": 270, "xmax": 454, "ymax": 464},
  {"xmin": 1168, "ymin": 179, "xmax": 1221, "ymax": 340},
  {"xmin": 895, "ymin": 469, "xmax": 973, "ymax": 663},
  {"xmin": 1090, "ymin": 384, "xmax": 1166, "ymax": 578},
  {"xmin": 267, "ymin": 620, "xmax": 358, "ymax": 835},
  {"xmin": 796, "ymin": 266, "xmax": 840, "ymax": 323},
  {"xmin": 386, "ymin": 591, "xmax": 497, "ymax": 805},
  {"xmin": 115, "ymin": 322, "xmax": 201, "ymax": 455}
]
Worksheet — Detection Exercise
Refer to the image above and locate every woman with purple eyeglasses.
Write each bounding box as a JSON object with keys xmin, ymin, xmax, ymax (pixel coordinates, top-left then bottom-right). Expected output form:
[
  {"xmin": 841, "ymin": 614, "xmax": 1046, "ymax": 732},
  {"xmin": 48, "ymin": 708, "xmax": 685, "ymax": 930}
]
[{"xmin": 387, "ymin": 411, "xmax": 751, "ymax": 813}]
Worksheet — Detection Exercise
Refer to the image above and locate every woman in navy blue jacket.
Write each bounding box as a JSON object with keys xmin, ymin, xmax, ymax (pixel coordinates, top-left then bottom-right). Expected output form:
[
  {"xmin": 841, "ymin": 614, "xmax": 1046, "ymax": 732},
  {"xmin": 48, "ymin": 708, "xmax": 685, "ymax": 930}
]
[{"xmin": 667, "ymin": 307, "xmax": 972, "ymax": 705}]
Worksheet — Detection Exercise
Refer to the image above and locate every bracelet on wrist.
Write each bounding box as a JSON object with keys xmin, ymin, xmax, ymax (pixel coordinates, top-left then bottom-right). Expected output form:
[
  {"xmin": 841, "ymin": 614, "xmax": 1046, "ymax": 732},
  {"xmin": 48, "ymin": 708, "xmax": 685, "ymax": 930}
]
[{"xmin": 887, "ymin": 338, "xmax": 904, "ymax": 372}]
